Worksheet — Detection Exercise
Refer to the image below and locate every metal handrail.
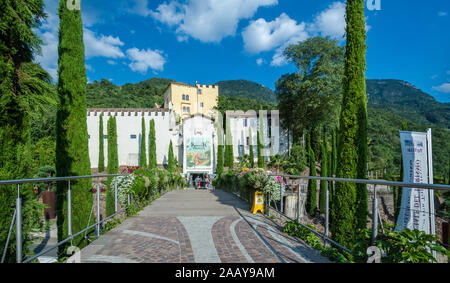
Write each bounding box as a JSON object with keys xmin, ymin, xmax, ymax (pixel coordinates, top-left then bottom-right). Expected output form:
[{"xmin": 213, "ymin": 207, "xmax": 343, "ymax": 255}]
[
  {"xmin": 263, "ymin": 174, "xmax": 449, "ymax": 260},
  {"xmin": 0, "ymin": 174, "xmax": 124, "ymax": 186},
  {"xmin": 277, "ymin": 174, "xmax": 450, "ymax": 191},
  {"xmin": 0, "ymin": 173, "xmax": 129, "ymax": 263}
]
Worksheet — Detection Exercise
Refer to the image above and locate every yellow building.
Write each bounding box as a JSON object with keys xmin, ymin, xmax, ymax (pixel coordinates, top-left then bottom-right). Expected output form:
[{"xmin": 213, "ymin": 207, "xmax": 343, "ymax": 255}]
[{"xmin": 163, "ymin": 82, "xmax": 219, "ymax": 119}]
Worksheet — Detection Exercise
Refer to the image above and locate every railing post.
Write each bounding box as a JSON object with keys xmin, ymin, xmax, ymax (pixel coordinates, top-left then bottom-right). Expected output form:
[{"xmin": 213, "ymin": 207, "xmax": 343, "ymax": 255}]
[
  {"xmin": 16, "ymin": 184, "xmax": 22, "ymax": 263},
  {"xmin": 325, "ymin": 181, "xmax": 329, "ymax": 246},
  {"xmin": 96, "ymin": 181, "xmax": 100, "ymax": 237},
  {"xmin": 67, "ymin": 180, "xmax": 72, "ymax": 245},
  {"xmin": 372, "ymin": 184, "xmax": 378, "ymax": 245},
  {"xmin": 114, "ymin": 181, "xmax": 118, "ymax": 213},
  {"xmin": 280, "ymin": 181, "xmax": 284, "ymax": 214},
  {"xmin": 127, "ymin": 194, "xmax": 131, "ymax": 206},
  {"xmin": 297, "ymin": 184, "xmax": 301, "ymax": 222}
]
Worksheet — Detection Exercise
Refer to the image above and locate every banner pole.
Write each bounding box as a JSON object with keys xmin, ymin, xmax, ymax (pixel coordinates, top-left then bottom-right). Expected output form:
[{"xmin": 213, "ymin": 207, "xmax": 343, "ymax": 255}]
[{"xmin": 427, "ymin": 129, "xmax": 436, "ymax": 260}]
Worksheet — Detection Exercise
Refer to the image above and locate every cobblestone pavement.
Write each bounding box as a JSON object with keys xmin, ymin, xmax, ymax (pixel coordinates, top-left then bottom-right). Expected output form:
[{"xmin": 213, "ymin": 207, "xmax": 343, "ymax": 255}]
[{"xmin": 74, "ymin": 188, "xmax": 329, "ymax": 263}]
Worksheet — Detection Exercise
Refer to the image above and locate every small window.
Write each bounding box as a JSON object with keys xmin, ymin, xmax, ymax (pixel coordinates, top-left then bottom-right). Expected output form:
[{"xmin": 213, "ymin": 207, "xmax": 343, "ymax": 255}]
[
  {"xmin": 198, "ymin": 89, "xmax": 202, "ymax": 95},
  {"xmin": 182, "ymin": 94, "xmax": 186, "ymax": 100},
  {"xmin": 246, "ymin": 137, "xmax": 249, "ymax": 146},
  {"xmin": 104, "ymin": 135, "xmax": 108, "ymax": 139},
  {"xmin": 200, "ymin": 102, "xmax": 204, "ymax": 108},
  {"xmin": 130, "ymin": 135, "xmax": 137, "ymax": 139},
  {"xmin": 88, "ymin": 135, "xmax": 90, "ymax": 139},
  {"xmin": 244, "ymin": 119, "xmax": 247, "ymax": 127},
  {"xmin": 186, "ymin": 95, "xmax": 189, "ymax": 101},
  {"xmin": 187, "ymin": 106, "xmax": 190, "ymax": 113}
]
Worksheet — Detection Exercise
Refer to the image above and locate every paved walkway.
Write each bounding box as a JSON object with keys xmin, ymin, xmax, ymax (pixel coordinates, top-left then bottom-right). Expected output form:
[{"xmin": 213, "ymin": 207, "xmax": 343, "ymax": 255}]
[{"xmin": 74, "ymin": 188, "xmax": 329, "ymax": 263}]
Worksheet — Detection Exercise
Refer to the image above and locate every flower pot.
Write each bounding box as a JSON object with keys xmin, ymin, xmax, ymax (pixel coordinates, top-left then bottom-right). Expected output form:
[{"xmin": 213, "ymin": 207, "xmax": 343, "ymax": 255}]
[{"xmin": 42, "ymin": 191, "xmax": 56, "ymax": 220}]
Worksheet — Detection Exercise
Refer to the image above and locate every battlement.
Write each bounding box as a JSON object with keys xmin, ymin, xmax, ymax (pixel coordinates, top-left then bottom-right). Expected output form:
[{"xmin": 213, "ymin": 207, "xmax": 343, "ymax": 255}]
[
  {"xmin": 196, "ymin": 83, "xmax": 219, "ymax": 89},
  {"xmin": 87, "ymin": 108, "xmax": 169, "ymax": 117}
]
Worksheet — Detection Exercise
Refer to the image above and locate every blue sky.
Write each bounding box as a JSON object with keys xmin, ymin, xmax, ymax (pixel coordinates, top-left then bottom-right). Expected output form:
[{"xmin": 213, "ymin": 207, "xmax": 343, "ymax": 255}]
[{"xmin": 35, "ymin": 0, "xmax": 450, "ymax": 102}]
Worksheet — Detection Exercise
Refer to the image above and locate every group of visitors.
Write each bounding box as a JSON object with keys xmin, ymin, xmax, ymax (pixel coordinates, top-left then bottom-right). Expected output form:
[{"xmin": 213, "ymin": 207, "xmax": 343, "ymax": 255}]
[{"xmin": 190, "ymin": 175, "xmax": 211, "ymax": 190}]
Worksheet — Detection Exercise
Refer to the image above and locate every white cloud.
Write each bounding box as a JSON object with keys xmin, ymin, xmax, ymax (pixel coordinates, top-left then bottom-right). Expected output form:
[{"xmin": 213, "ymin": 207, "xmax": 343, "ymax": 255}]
[
  {"xmin": 84, "ymin": 29, "xmax": 125, "ymax": 59},
  {"xmin": 149, "ymin": 1, "xmax": 185, "ymax": 26},
  {"xmin": 438, "ymin": 11, "xmax": 447, "ymax": 17},
  {"xmin": 150, "ymin": 0, "xmax": 278, "ymax": 43},
  {"xmin": 432, "ymin": 83, "xmax": 450, "ymax": 93},
  {"xmin": 242, "ymin": 13, "xmax": 308, "ymax": 54},
  {"xmin": 126, "ymin": 48, "xmax": 167, "ymax": 74},
  {"xmin": 107, "ymin": 60, "xmax": 117, "ymax": 65},
  {"xmin": 308, "ymin": 2, "xmax": 371, "ymax": 39},
  {"xmin": 308, "ymin": 2, "xmax": 346, "ymax": 39},
  {"xmin": 256, "ymin": 58, "xmax": 264, "ymax": 66},
  {"xmin": 128, "ymin": 0, "xmax": 152, "ymax": 17}
]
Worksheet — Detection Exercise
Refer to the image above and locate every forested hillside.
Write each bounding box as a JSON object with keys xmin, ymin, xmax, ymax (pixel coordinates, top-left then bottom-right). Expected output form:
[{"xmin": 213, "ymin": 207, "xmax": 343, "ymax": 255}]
[{"xmin": 217, "ymin": 80, "xmax": 278, "ymax": 102}]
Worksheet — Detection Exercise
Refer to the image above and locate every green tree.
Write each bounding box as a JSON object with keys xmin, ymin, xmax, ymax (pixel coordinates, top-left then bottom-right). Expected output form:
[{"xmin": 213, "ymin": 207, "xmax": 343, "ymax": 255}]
[
  {"xmin": 149, "ymin": 119, "xmax": 157, "ymax": 169},
  {"xmin": 394, "ymin": 122, "xmax": 408, "ymax": 221},
  {"xmin": 332, "ymin": 0, "xmax": 368, "ymax": 248},
  {"xmin": 167, "ymin": 140, "xmax": 175, "ymax": 172},
  {"xmin": 106, "ymin": 116, "xmax": 118, "ymax": 217},
  {"xmin": 319, "ymin": 127, "xmax": 329, "ymax": 214},
  {"xmin": 0, "ymin": 0, "xmax": 55, "ymax": 262},
  {"xmin": 139, "ymin": 117, "xmax": 147, "ymax": 168},
  {"xmin": 249, "ymin": 127, "xmax": 255, "ymax": 168},
  {"xmin": 224, "ymin": 116, "xmax": 234, "ymax": 169},
  {"xmin": 331, "ymin": 128, "xmax": 337, "ymax": 177},
  {"xmin": 98, "ymin": 114, "xmax": 105, "ymax": 172},
  {"xmin": 306, "ymin": 136, "xmax": 317, "ymax": 217},
  {"xmin": 257, "ymin": 130, "xmax": 264, "ymax": 168},
  {"xmin": 55, "ymin": 0, "xmax": 93, "ymax": 257},
  {"xmin": 216, "ymin": 119, "xmax": 224, "ymax": 175},
  {"xmin": 275, "ymin": 36, "xmax": 344, "ymax": 146}
]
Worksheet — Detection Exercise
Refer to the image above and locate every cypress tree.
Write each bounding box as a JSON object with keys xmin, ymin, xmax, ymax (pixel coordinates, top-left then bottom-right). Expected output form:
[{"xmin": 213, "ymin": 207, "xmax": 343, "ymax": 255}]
[
  {"xmin": 149, "ymin": 119, "xmax": 157, "ymax": 169},
  {"xmin": 305, "ymin": 132, "xmax": 311, "ymax": 164},
  {"xmin": 0, "ymin": 0, "xmax": 55, "ymax": 262},
  {"xmin": 106, "ymin": 116, "xmax": 118, "ymax": 217},
  {"xmin": 257, "ymin": 130, "xmax": 264, "ymax": 168},
  {"xmin": 224, "ymin": 116, "xmax": 234, "ymax": 169},
  {"xmin": 168, "ymin": 140, "xmax": 175, "ymax": 172},
  {"xmin": 98, "ymin": 114, "xmax": 105, "ymax": 172},
  {"xmin": 55, "ymin": 0, "xmax": 93, "ymax": 256},
  {"xmin": 249, "ymin": 127, "xmax": 255, "ymax": 168},
  {"xmin": 216, "ymin": 121, "xmax": 224, "ymax": 175},
  {"xmin": 139, "ymin": 117, "xmax": 147, "ymax": 168},
  {"xmin": 331, "ymin": 128, "xmax": 337, "ymax": 177},
  {"xmin": 394, "ymin": 122, "xmax": 408, "ymax": 221},
  {"xmin": 306, "ymin": 139, "xmax": 317, "ymax": 216},
  {"xmin": 448, "ymin": 154, "xmax": 450, "ymax": 185},
  {"xmin": 259, "ymin": 108, "xmax": 265, "ymax": 166},
  {"xmin": 332, "ymin": 0, "xmax": 368, "ymax": 247},
  {"xmin": 319, "ymin": 128, "xmax": 328, "ymax": 214}
]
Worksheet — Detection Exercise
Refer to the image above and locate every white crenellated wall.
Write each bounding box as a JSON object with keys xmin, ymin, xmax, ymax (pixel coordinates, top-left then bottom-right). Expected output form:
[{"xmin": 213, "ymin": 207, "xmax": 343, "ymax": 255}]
[{"xmin": 87, "ymin": 109, "xmax": 178, "ymax": 169}]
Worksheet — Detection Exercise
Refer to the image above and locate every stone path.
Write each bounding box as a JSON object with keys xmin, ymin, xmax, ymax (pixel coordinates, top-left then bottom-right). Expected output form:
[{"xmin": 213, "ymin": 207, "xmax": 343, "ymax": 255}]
[{"xmin": 74, "ymin": 188, "xmax": 329, "ymax": 263}]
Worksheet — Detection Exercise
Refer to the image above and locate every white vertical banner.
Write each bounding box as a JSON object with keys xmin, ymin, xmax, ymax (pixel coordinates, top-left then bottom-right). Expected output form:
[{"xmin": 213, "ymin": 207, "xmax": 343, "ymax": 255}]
[{"xmin": 396, "ymin": 129, "xmax": 435, "ymax": 235}]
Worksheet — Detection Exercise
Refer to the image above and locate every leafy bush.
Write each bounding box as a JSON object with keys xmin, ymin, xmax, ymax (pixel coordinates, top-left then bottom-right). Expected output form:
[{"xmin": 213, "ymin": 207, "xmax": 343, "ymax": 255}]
[{"xmin": 284, "ymin": 220, "xmax": 450, "ymax": 263}]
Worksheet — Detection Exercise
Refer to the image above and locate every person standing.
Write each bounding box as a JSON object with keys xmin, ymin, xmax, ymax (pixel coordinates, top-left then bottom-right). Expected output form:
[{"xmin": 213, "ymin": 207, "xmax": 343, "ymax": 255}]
[{"xmin": 194, "ymin": 176, "xmax": 200, "ymax": 190}]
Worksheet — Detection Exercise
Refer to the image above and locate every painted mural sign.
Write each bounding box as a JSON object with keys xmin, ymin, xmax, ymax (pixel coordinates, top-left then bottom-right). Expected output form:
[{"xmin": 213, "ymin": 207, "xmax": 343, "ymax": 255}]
[
  {"xmin": 186, "ymin": 136, "xmax": 212, "ymax": 169},
  {"xmin": 395, "ymin": 130, "xmax": 435, "ymax": 235}
]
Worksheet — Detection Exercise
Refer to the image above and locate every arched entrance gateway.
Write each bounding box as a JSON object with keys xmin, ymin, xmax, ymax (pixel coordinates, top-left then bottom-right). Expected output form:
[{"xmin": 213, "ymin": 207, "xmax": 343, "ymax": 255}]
[{"xmin": 182, "ymin": 114, "xmax": 217, "ymax": 188}]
